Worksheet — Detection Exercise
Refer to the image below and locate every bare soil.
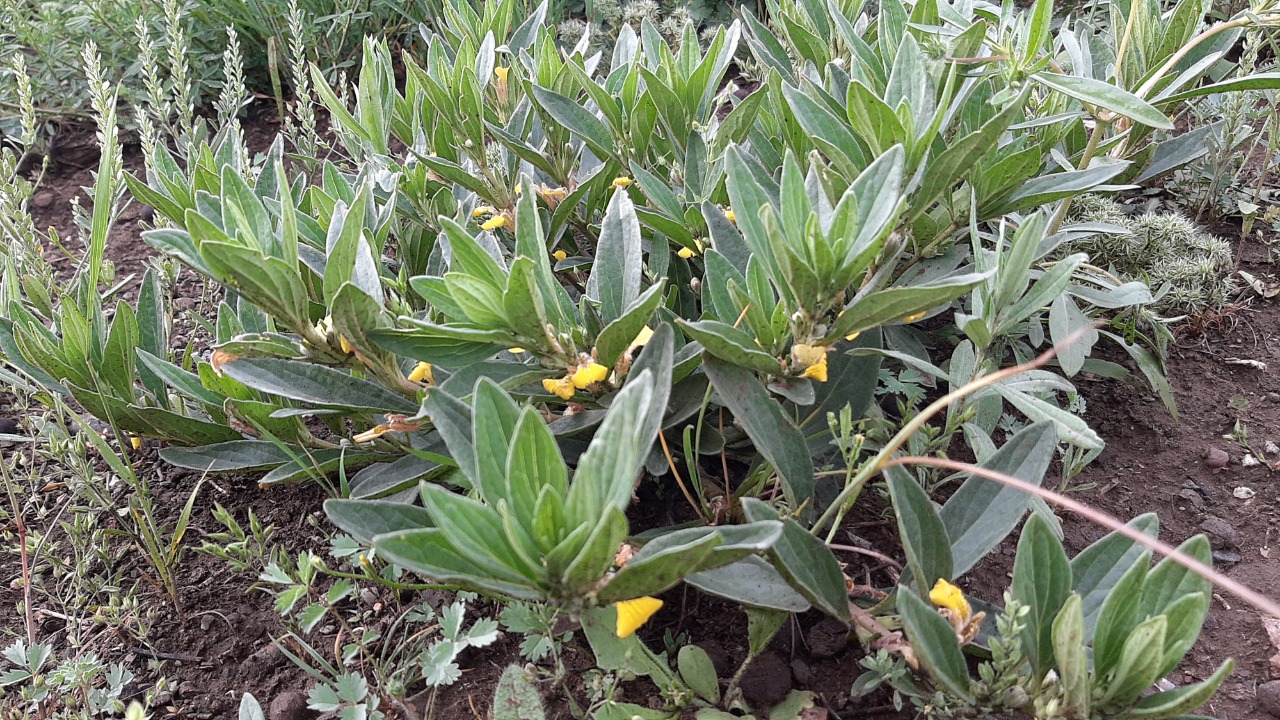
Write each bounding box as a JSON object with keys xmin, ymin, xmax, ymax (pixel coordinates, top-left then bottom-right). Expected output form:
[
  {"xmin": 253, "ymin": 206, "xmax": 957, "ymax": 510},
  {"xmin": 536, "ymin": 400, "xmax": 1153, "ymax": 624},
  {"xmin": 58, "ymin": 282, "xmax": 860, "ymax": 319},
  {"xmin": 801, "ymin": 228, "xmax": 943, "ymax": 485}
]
[{"xmin": 3, "ymin": 119, "xmax": 1278, "ymax": 720}]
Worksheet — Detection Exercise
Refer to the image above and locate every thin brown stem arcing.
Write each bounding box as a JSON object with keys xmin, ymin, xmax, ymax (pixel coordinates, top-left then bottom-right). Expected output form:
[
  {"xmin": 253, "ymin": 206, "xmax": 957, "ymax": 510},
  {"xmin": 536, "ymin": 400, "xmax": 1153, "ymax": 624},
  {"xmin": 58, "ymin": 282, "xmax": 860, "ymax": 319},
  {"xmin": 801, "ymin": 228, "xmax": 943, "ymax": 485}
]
[{"xmin": 882, "ymin": 456, "xmax": 1280, "ymax": 620}]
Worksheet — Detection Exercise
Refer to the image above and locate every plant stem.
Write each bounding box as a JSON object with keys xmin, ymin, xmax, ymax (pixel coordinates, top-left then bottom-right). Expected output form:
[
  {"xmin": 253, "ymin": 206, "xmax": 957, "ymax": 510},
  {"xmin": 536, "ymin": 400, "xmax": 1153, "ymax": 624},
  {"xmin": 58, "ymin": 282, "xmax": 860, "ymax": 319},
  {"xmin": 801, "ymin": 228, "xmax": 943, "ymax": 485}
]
[
  {"xmin": 811, "ymin": 327, "xmax": 1092, "ymax": 535},
  {"xmin": 1047, "ymin": 116, "xmax": 1111, "ymax": 235}
]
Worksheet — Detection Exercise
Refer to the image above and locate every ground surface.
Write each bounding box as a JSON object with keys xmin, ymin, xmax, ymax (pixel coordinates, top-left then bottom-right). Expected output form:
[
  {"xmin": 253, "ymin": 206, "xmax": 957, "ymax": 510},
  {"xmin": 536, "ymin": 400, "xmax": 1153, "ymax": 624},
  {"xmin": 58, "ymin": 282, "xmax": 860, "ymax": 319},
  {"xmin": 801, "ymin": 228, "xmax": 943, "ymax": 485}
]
[{"xmin": 2, "ymin": 119, "xmax": 1278, "ymax": 720}]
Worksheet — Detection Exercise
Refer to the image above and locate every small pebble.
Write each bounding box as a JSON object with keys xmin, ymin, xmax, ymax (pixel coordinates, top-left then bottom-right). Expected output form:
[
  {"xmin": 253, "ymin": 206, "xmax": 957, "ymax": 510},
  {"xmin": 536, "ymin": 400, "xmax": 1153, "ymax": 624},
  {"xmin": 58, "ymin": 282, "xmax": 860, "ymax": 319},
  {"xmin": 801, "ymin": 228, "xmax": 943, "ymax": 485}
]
[
  {"xmin": 1266, "ymin": 441, "xmax": 1279, "ymax": 456},
  {"xmin": 1268, "ymin": 392, "xmax": 1280, "ymax": 403},
  {"xmin": 1258, "ymin": 680, "xmax": 1280, "ymax": 718},
  {"xmin": 30, "ymin": 191, "xmax": 55, "ymax": 209},
  {"xmin": 269, "ymin": 691, "xmax": 314, "ymax": 720},
  {"xmin": 1235, "ymin": 486, "xmax": 1257, "ymax": 500},
  {"xmin": 1205, "ymin": 447, "xmax": 1229, "ymax": 469},
  {"xmin": 1211, "ymin": 549, "xmax": 1242, "ymax": 565},
  {"xmin": 1199, "ymin": 517, "xmax": 1241, "ymax": 550},
  {"xmin": 1243, "ymin": 454, "xmax": 1261, "ymax": 467}
]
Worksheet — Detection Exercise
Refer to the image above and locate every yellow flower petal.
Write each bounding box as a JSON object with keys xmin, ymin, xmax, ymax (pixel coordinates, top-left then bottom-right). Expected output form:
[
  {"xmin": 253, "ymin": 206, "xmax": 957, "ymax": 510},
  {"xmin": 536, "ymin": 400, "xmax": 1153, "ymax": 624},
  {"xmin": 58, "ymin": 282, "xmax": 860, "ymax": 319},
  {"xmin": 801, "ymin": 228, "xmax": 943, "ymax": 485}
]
[
  {"xmin": 472, "ymin": 205, "xmax": 496, "ymax": 218},
  {"xmin": 571, "ymin": 362, "xmax": 609, "ymax": 389},
  {"xmin": 339, "ymin": 335, "xmax": 353, "ymax": 354},
  {"xmin": 845, "ymin": 331, "xmax": 861, "ymax": 342},
  {"xmin": 724, "ymin": 208, "xmax": 736, "ymax": 224},
  {"xmin": 508, "ymin": 347, "xmax": 526, "ymax": 354},
  {"xmin": 929, "ymin": 579, "xmax": 971, "ymax": 623},
  {"xmin": 481, "ymin": 216, "xmax": 507, "ymax": 231},
  {"xmin": 677, "ymin": 247, "xmax": 695, "ymax": 259},
  {"xmin": 801, "ymin": 356, "xmax": 828, "ymax": 382},
  {"xmin": 791, "ymin": 343, "xmax": 828, "ymax": 367},
  {"xmin": 614, "ymin": 596, "xmax": 663, "ymax": 638},
  {"xmin": 553, "ymin": 249, "xmax": 568, "ymax": 262},
  {"xmin": 902, "ymin": 311, "xmax": 927, "ymax": 323},
  {"xmin": 408, "ymin": 362, "xmax": 434, "ymax": 384},
  {"xmin": 494, "ymin": 66, "xmax": 509, "ymax": 82},
  {"xmin": 129, "ymin": 436, "xmax": 143, "ymax": 450},
  {"xmin": 542, "ymin": 377, "xmax": 575, "ymax": 400},
  {"xmin": 610, "ymin": 176, "xmax": 633, "ymax": 190},
  {"xmin": 630, "ymin": 325, "xmax": 654, "ymax": 348}
]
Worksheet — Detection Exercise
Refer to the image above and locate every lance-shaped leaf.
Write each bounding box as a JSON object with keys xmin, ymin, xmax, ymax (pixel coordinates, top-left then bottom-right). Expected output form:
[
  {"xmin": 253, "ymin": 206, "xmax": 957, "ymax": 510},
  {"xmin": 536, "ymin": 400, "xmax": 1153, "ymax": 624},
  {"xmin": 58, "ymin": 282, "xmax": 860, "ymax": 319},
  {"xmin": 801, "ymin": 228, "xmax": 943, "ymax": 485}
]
[
  {"xmin": 897, "ymin": 587, "xmax": 972, "ymax": 701},
  {"xmin": 586, "ymin": 189, "xmax": 644, "ymax": 326},
  {"xmin": 218, "ymin": 357, "xmax": 419, "ymax": 413},
  {"xmin": 703, "ymin": 357, "xmax": 814, "ymax": 513},
  {"xmin": 941, "ymin": 421, "xmax": 1057, "ymax": 575},
  {"xmin": 886, "ymin": 466, "xmax": 953, "ymax": 594}
]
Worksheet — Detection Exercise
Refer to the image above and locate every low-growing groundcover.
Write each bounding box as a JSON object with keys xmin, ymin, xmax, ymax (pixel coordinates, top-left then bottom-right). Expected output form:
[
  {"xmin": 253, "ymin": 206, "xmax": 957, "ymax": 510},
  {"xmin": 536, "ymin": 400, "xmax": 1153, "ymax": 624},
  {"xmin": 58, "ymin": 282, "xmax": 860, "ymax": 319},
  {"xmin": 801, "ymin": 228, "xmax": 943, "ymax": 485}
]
[{"xmin": 3, "ymin": 0, "xmax": 1280, "ymax": 717}]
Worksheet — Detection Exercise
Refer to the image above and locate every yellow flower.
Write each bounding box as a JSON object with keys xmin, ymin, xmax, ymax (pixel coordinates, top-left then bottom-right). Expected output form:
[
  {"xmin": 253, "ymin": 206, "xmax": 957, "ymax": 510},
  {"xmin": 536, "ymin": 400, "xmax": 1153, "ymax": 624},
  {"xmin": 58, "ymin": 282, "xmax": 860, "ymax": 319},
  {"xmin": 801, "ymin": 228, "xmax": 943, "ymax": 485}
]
[
  {"xmin": 481, "ymin": 216, "xmax": 507, "ymax": 231},
  {"xmin": 614, "ymin": 596, "xmax": 663, "ymax": 638},
  {"xmin": 929, "ymin": 579, "xmax": 971, "ymax": 623},
  {"xmin": 508, "ymin": 347, "xmax": 526, "ymax": 354},
  {"xmin": 542, "ymin": 376, "xmax": 575, "ymax": 400},
  {"xmin": 571, "ymin": 362, "xmax": 609, "ymax": 389},
  {"xmin": 791, "ymin": 343, "xmax": 827, "ymax": 366},
  {"xmin": 801, "ymin": 356, "xmax": 828, "ymax": 382},
  {"xmin": 537, "ymin": 185, "xmax": 569, "ymax": 208},
  {"xmin": 408, "ymin": 362, "xmax": 434, "ymax": 385},
  {"xmin": 677, "ymin": 246, "xmax": 696, "ymax": 259},
  {"xmin": 129, "ymin": 436, "xmax": 143, "ymax": 450},
  {"xmin": 494, "ymin": 66, "xmax": 509, "ymax": 82},
  {"xmin": 724, "ymin": 208, "xmax": 736, "ymax": 224},
  {"xmin": 514, "ymin": 183, "xmax": 523, "ymax": 194},
  {"xmin": 902, "ymin": 311, "xmax": 927, "ymax": 323},
  {"xmin": 630, "ymin": 325, "xmax": 654, "ymax": 348},
  {"xmin": 339, "ymin": 335, "xmax": 353, "ymax": 354},
  {"xmin": 845, "ymin": 331, "xmax": 861, "ymax": 342},
  {"xmin": 610, "ymin": 176, "xmax": 633, "ymax": 190},
  {"xmin": 553, "ymin": 249, "xmax": 568, "ymax": 262},
  {"xmin": 472, "ymin": 205, "xmax": 496, "ymax": 218}
]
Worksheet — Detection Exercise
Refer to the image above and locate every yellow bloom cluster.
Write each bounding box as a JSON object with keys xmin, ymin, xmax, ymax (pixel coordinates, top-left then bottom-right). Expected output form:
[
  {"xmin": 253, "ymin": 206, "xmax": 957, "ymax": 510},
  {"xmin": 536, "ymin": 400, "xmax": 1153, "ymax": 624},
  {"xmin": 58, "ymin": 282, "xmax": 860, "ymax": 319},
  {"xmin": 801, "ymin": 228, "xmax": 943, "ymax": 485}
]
[
  {"xmin": 792, "ymin": 343, "xmax": 830, "ymax": 383},
  {"xmin": 541, "ymin": 361, "xmax": 609, "ymax": 400}
]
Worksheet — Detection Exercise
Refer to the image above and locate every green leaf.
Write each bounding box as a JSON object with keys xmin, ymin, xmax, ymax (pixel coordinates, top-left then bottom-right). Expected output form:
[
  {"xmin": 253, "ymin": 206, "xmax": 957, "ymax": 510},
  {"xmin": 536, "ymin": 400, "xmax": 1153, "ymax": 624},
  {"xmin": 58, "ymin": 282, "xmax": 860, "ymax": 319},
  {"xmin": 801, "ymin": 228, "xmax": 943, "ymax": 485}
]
[
  {"xmin": 678, "ymin": 645, "xmax": 721, "ymax": 704},
  {"xmin": 685, "ymin": 556, "xmax": 811, "ymax": 612},
  {"xmin": 419, "ymin": 483, "xmax": 540, "ymax": 584},
  {"xmin": 896, "ymin": 587, "xmax": 972, "ymax": 701},
  {"xmin": 529, "ymin": 85, "xmax": 617, "ymax": 161},
  {"xmin": 885, "ymin": 466, "xmax": 953, "ymax": 595},
  {"xmin": 324, "ymin": 498, "xmax": 435, "ymax": 543},
  {"xmin": 1052, "ymin": 594, "xmax": 1091, "ymax": 719},
  {"xmin": 1098, "ymin": 614, "xmax": 1167, "ymax": 708},
  {"xmin": 677, "ymin": 319, "xmax": 781, "ymax": 375},
  {"xmin": 823, "ymin": 272, "xmax": 989, "ymax": 344},
  {"xmin": 1128, "ymin": 660, "xmax": 1234, "ymax": 719},
  {"xmin": 1011, "ymin": 513, "xmax": 1072, "ymax": 676},
  {"xmin": 598, "ymin": 522, "xmax": 782, "ymax": 603},
  {"xmin": 1071, "ymin": 512, "xmax": 1159, "ymax": 633},
  {"xmin": 492, "ymin": 665, "xmax": 547, "ymax": 720},
  {"xmin": 586, "ymin": 189, "xmax": 644, "ymax": 326},
  {"xmin": 704, "ymin": 358, "xmax": 814, "ymax": 514},
  {"xmin": 596, "ymin": 282, "xmax": 665, "ymax": 368},
  {"xmin": 990, "ymin": 163, "xmax": 1130, "ymax": 216},
  {"xmin": 566, "ymin": 370, "xmax": 659, "ymax": 522},
  {"xmin": 741, "ymin": 499, "xmax": 849, "ymax": 622},
  {"xmin": 1033, "ymin": 73, "xmax": 1173, "ymax": 129},
  {"xmin": 218, "ymin": 358, "xmax": 419, "ymax": 413},
  {"xmin": 941, "ymin": 421, "xmax": 1057, "ymax": 575},
  {"xmin": 368, "ymin": 323, "xmax": 508, "ymax": 367},
  {"xmin": 1092, "ymin": 550, "xmax": 1152, "ymax": 678},
  {"xmin": 1155, "ymin": 71, "xmax": 1280, "ymax": 105},
  {"xmin": 373, "ymin": 528, "xmax": 543, "ymax": 600},
  {"xmin": 159, "ymin": 440, "xmax": 295, "ymax": 472}
]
